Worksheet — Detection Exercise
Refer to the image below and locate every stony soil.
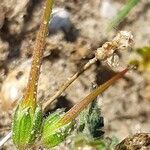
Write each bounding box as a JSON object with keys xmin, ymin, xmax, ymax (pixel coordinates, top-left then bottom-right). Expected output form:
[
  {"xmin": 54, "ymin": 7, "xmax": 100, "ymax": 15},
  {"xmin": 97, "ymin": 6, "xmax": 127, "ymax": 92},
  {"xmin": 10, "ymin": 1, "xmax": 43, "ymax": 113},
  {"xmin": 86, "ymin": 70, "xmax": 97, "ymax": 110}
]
[{"xmin": 0, "ymin": 0, "xmax": 149, "ymax": 149}]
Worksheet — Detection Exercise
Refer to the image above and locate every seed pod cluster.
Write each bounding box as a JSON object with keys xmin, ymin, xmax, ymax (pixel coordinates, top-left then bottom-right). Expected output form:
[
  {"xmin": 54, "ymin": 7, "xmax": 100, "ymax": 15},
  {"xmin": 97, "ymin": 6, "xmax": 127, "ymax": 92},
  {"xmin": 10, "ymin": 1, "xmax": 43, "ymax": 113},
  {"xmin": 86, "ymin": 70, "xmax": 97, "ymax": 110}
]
[
  {"xmin": 12, "ymin": 104, "xmax": 42, "ymax": 149},
  {"xmin": 95, "ymin": 31, "xmax": 134, "ymax": 61}
]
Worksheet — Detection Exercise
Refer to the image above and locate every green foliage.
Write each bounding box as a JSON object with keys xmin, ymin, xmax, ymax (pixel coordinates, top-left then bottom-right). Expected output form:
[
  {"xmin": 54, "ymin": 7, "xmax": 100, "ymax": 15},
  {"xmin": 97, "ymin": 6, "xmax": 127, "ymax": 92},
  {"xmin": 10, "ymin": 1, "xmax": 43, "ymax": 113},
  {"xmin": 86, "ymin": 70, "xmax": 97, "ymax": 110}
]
[
  {"xmin": 87, "ymin": 100, "xmax": 104, "ymax": 138},
  {"xmin": 72, "ymin": 99, "xmax": 118, "ymax": 150},
  {"xmin": 77, "ymin": 99, "xmax": 104, "ymax": 138}
]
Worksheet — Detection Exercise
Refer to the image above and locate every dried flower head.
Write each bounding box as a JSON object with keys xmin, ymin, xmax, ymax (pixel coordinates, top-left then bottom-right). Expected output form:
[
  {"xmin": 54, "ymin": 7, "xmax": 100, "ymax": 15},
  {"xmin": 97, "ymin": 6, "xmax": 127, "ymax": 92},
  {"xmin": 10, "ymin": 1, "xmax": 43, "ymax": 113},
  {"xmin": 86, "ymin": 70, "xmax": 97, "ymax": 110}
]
[
  {"xmin": 95, "ymin": 31, "xmax": 134, "ymax": 61},
  {"xmin": 113, "ymin": 31, "xmax": 134, "ymax": 49}
]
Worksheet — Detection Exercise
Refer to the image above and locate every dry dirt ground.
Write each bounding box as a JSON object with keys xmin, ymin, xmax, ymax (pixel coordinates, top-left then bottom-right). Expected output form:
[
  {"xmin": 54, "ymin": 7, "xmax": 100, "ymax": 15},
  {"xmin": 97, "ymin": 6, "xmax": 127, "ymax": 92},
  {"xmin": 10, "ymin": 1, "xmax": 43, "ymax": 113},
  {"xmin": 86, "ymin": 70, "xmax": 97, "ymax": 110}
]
[{"xmin": 0, "ymin": 0, "xmax": 150, "ymax": 149}]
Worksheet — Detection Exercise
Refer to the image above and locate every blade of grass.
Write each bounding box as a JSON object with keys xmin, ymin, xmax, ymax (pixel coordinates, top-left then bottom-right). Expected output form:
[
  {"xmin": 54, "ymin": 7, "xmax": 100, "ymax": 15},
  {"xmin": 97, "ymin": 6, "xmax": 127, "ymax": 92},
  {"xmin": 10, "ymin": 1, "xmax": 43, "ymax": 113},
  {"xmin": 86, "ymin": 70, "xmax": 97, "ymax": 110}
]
[{"xmin": 107, "ymin": 0, "xmax": 140, "ymax": 31}]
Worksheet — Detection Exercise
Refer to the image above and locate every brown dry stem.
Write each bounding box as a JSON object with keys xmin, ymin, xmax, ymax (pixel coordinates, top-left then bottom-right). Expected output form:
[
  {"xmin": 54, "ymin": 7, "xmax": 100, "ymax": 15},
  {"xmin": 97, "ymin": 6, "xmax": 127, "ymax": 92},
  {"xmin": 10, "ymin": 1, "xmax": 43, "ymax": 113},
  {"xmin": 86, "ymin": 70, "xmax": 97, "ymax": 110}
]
[
  {"xmin": 59, "ymin": 67, "xmax": 129, "ymax": 125},
  {"xmin": 43, "ymin": 57, "xmax": 97, "ymax": 111},
  {"xmin": 43, "ymin": 31, "xmax": 134, "ymax": 112}
]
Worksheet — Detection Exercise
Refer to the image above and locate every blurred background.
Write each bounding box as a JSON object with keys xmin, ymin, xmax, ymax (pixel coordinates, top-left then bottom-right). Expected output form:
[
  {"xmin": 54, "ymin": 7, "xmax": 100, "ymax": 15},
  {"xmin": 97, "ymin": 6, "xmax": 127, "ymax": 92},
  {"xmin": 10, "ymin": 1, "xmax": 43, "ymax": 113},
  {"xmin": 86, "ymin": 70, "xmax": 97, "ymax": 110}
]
[{"xmin": 0, "ymin": 0, "xmax": 149, "ymax": 149}]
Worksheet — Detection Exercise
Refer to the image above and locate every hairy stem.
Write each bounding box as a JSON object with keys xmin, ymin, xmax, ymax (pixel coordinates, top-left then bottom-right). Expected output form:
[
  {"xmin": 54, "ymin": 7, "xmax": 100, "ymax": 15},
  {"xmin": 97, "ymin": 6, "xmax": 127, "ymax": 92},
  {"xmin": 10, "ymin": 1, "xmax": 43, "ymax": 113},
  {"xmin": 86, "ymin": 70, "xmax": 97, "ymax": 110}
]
[{"xmin": 22, "ymin": 0, "xmax": 53, "ymax": 108}]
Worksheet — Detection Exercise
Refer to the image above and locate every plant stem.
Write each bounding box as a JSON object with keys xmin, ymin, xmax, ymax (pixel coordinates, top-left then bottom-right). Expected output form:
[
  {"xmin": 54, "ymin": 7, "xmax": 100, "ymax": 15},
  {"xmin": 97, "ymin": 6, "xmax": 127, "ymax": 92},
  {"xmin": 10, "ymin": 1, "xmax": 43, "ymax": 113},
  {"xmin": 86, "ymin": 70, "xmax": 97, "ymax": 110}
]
[
  {"xmin": 0, "ymin": 1, "xmax": 54, "ymax": 148},
  {"xmin": 59, "ymin": 68, "xmax": 129, "ymax": 125},
  {"xmin": 43, "ymin": 57, "xmax": 98, "ymax": 111},
  {"xmin": 107, "ymin": 0, "xmax": 140, "ymax": 31},
  {"xmin": 22, "ymin": 0, "xmax": 53, "ymax": 108}
]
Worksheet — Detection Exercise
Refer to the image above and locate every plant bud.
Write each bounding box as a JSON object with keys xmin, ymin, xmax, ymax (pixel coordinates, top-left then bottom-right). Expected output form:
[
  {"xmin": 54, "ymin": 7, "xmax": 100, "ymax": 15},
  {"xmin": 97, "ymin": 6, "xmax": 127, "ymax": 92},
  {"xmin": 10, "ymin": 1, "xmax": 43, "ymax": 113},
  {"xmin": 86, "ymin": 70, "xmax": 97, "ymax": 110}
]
[
  {"xmin": 41, "ymin": 109, "xmax": 74, "ymax": 148},
  {"xmin": 12, "ymin": 104, "xmax": 42, "ymax": 149}
]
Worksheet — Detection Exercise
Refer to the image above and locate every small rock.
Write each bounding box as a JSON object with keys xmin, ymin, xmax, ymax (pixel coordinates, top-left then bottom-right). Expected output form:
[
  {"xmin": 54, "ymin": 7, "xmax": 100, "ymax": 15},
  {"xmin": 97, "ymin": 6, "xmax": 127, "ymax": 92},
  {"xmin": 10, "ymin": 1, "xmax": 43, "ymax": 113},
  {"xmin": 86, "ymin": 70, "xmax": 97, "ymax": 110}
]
[
  {"xmin": 49, "ymin": 8, "xmax": 71, "ymax": 34},
  {"xmin": 0, "ymin": 60, "xmax": 31, "ymax": 110}
]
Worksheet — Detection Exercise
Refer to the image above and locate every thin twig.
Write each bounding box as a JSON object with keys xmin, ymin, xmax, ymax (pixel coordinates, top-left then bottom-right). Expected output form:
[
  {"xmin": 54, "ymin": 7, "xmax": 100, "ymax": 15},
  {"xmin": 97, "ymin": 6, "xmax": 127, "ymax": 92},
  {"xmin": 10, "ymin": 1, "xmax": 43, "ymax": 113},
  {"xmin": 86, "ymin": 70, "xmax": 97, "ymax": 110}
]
[
  {"xmin": 43, "ymin": 57, "xmax": 97, "ymax": 111},
  {"xmin": 0, "ymin": 132, "xmax": 12, "ymax": 148},
  {"xmin": 43, "ymin": 31, "xmax": 134, "ymax": 112}
]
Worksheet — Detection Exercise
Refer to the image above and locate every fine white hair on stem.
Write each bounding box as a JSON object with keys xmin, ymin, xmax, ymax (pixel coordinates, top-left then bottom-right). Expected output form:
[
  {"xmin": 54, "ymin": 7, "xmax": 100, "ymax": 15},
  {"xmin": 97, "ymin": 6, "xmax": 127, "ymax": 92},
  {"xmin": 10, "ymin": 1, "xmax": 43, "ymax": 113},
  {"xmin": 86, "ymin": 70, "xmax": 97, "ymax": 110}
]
[{"xmin": 0, "ymin": 131, "xmax": 12, "ymax": 148}]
